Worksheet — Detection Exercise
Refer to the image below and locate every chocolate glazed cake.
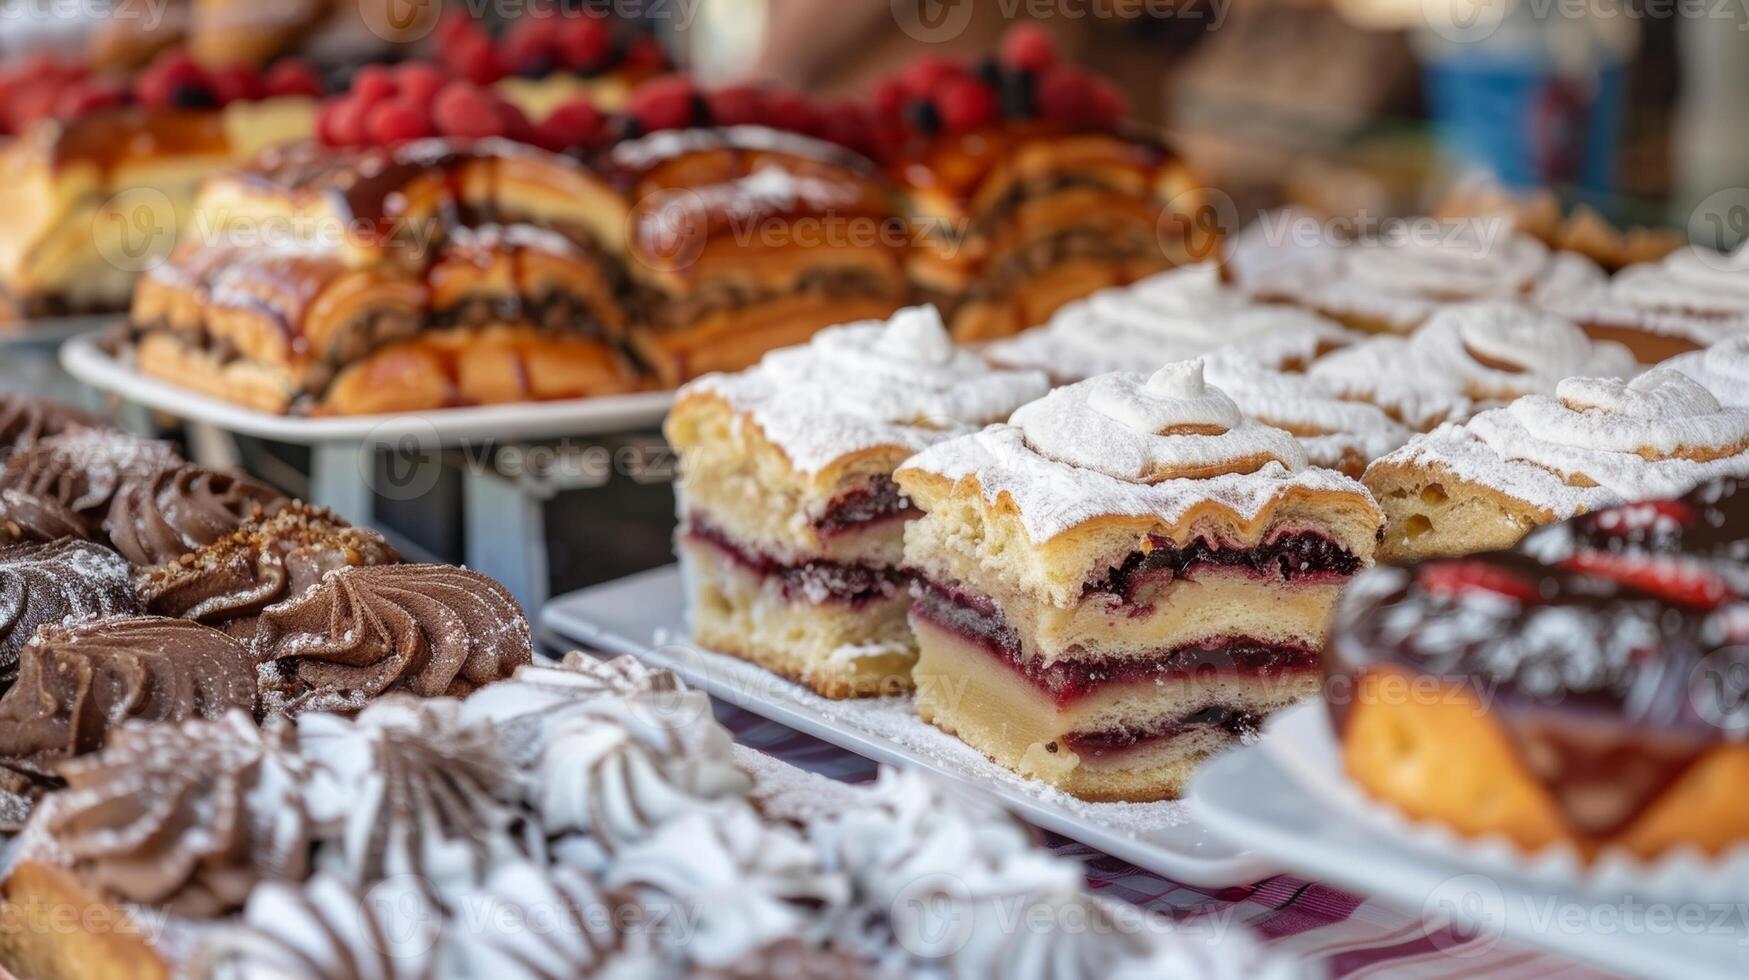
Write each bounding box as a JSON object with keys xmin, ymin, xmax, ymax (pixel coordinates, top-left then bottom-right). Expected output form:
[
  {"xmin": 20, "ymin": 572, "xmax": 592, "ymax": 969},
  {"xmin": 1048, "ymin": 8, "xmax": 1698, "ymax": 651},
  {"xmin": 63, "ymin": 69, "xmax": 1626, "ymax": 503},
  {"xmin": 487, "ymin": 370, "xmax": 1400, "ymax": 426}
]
[
  {"xmin": 896, "ymin": 360, "xmax": 1383, "ymax": 801},
  {"xmin": 1327, "ymin": 476, "xmax": 1749, "ymax": 860}
]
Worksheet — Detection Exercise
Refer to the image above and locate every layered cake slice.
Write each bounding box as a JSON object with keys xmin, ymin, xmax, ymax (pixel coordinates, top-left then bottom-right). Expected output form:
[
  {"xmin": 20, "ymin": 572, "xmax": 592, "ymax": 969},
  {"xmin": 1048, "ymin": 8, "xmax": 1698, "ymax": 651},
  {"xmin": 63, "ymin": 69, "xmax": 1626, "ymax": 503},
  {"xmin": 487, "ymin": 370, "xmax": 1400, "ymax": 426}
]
[
  {"xmin": 894, "ymin": 360, "xmax": 1382, "ymax": 800},
  {"xmin": 666, "ymin": 306, "xmax": 1047, "ymax": 698}
]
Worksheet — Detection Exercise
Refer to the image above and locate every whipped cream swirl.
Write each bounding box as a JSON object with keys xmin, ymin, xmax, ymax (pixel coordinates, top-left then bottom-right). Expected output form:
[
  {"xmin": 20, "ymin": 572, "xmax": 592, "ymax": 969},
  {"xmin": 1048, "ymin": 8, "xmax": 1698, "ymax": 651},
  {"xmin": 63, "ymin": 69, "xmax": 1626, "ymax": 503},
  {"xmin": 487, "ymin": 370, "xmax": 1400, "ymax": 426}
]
[
  {"xmin": 1407, "ymin": 302, "xmax": 1639, "ymax": 401},
  {"xmin": 1012, "ymin": 360, "xmax": 1306, "ymax": 483},
  {"xmin": 1608, "ymin": 244, "xmax": 1749, "ymax": 318},
  {"xmin": 1665, "ymin": 337, "xmax": 1749, "ymax": 408},
  {"xmin": 196, "ymin": 871, "xmax": 442, "ymax": 980}
]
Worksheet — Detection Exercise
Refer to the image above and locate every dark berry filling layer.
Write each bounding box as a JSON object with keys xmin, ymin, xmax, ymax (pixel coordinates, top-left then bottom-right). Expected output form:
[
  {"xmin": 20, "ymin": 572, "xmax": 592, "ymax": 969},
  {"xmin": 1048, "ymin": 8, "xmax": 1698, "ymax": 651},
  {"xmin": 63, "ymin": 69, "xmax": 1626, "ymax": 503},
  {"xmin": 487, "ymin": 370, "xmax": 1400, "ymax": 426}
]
[
  {"xmin": 1084, "ymin": 531, "xmax": 1360, "ymax": 601},
  {"xmin": 686, "ymin": 524, "xmax": 907, "ymax": 609},
  {"xmin": 1059, "ymin": 706, "xmax": 1263, "ymax": 759},
  {"xmin": 912, "ymin": 581, "xmax": 1319, "ymax": 706},
  {"xmin": 811, "ymin": 475, "xmax": 917, "ymax": 540}
]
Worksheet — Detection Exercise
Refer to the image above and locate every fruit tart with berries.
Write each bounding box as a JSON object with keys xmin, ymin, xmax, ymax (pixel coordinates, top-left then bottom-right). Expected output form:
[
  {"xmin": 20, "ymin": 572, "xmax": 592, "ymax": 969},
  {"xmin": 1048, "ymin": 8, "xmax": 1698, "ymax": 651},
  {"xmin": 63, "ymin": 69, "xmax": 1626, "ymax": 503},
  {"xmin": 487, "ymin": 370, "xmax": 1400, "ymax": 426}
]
[{"xmin": 871, "ymin": 25, "xmax": 1217, "ymax": 341}]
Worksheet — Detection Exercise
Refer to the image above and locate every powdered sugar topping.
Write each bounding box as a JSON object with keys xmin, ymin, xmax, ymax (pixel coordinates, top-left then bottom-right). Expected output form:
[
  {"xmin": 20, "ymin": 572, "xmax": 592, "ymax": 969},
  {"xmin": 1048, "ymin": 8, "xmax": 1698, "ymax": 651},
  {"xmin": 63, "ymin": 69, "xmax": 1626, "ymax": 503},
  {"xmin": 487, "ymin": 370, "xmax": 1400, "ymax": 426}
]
[
  {"xmin": 1663, "ymin": 336, "xmax": 1749, "ymax": 408},
  {"xmin": 1505, "ymin": 369, "xmax": 1749, "ymax": 457}
]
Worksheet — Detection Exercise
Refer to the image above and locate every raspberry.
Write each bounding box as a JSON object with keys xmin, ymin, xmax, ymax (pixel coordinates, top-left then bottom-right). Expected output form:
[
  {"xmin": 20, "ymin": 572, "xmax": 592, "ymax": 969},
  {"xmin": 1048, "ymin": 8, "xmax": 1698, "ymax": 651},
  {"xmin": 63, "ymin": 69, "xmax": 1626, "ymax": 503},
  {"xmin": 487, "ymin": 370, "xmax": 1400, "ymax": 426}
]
[
  {"xmin": 1036, "ymin": 65, "xmax": 1095, "ymax": 124},
  {"xmin": 323, "ymin": 96, "xmax": 372, "ymax": 147},
  {"xmin": 621, "ymin": 35, "xmax": 667, "ymax": 73},
  {"xmin": 136, "ymin": 49, "xmax": 210, "ymax": 110},
  {"xmin": 934, "ymin": 77, "xmax": 997, "ymax": 131},
  {"xmin": 367, "ymin": 97, "xmax": 434, "ymax": 145},
  {"xmin": 351, "ymin": 65, "xmax": 399, "ymax": 107},
  {"xmin": 627, "ymin": 74, "xmax": 698, "ymax": 133},
  {"xmin": 503, "ymin": 18, "xmax": 563, "ymax": 78},
  {"xmin": 1563, "ymin": 551, "xmax": 1729, "ymax": 610},
  {"xmin": 900, "ymin": 55, "xmax": 965, "ymax": 100},
  {"xmin": 431, "ymin": 82, "xmax": 506, "ymax": 139},
  {"xmin": 446, "ymin": 33, "xmax": 505, "ymax": 86},
  {"xmin": 537, "ymin": 98, "xmax": 604, "ymax": 152},
  {"xmin": 558, "ymin": 16, "xmax": 613, "ymax": 73},
  {"xmin": 394, "ymin": 63, "xmax": 449, "ymax": 106},
  {"xmin": 54, "ymin": 80, "xmax": 127, "ymax": 120},
  {"xmin": 765, "ymin": 90, "xmax": 822, "ymax": 136},
  {"xmin": 496, "ymin": 98, "xmax": 534, "ymax": 143},
  {"xmin": 817, "ymin": 100, "xmax": 873, "ymax": 154},
  {"xmin": 1000, "ymin": 22, "xmax": 1058, "ymax": 73},
  {"xmin": 435, "ymin": 10, "xmax": 480, "ymax": 52},
  {"xmin": 1087, "ymin": 76, "xmax": 1128, "ymax": 126},
  {"xmin": 8, "ymin": 85, "xmax": 60, "ymax": 132},
  {"xmin": 870, "ymin": 77, "xmax": 907, "ymax": 118},
  {"xmin": 264, "ymin": 59, "xmax": 324, "ymax": 98},
  {"xmin": 707, "ymin": 85, "xmax": 765, "ymax": 128},
  {"xmin": 1419, "ymin": 561, "xmax": 1542, "ymax": 605},
  {"xmin": 208, "ymin": 64, "xmax": 266, "ymax": 104}
]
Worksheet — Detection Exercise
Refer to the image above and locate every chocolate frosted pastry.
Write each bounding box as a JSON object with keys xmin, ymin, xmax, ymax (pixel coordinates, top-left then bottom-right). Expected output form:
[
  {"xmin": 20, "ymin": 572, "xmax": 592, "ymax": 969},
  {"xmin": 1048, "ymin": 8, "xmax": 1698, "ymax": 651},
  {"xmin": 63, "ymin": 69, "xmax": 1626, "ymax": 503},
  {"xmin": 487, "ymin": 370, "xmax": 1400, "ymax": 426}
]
[
  {"xmin": 1327, "ymin": 476, "xmax": 1749, "ymax": 861},
  {"xmin": 0, "ymin": 428, "xmax": 182, "ymax": 517},
  {"xmin": 0, "ymin": 395, "xmax": 102, "ymax": 459},
  {"xmin": 256, "ymin": 563, "xmax": 532, "ymax": 715},
  {"xmin": 0, "ymin": 539, "xmax": 141, "ymax": 685},
  {"xmin": 0, "ymin": 615, "xmax": 257, "ymax": 830},
  {"xmin": 138, "ymin": 503, "xmax": 398, "ymax": 638},
  {"xmin": 0, "ymin": 488, "xmax": 88, "ymax": 545},
  {"xmin": 102, "ymin": 462, "xmax": 288, "ymax": 567},
  {"xmin": 44, "ymin": 712, "xmax": 315, "ymax": 917}
]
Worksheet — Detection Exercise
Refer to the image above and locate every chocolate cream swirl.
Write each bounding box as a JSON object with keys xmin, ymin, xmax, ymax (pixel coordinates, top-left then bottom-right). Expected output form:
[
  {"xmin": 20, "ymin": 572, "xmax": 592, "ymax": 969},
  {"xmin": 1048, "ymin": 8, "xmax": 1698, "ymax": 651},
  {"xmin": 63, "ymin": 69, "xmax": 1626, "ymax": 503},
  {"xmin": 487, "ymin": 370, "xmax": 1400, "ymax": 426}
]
[
  {"xmin": 0, "ymin": 428, "xmax": 181, "ymax": 517},
  {"xmin": 0, "ymin": 488, "xmax": 88, "ymax": 545},
  {"xmin": 256, "ymin": 563, "xmax": 532, "ymax": 715},
  {"xmin": 0, "ymin": 539, "xmax": 140, "ymax": 684},
  {"xmin": 103, "ymin": 462, "xmax": 288, "ymax": 567},
  {"xmin": 0, "ymin": 396, "xmax": 102, "ymax": 459},
  {"xmin": 46, "ymin": 712, "xmax": 316, "ymax": 918}
]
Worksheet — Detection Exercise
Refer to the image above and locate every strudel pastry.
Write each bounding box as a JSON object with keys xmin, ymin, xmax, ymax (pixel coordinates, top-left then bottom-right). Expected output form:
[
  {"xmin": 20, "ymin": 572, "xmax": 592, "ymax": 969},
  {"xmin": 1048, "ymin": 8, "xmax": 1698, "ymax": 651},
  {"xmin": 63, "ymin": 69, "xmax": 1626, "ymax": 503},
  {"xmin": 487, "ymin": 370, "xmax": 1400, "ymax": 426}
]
[
  {"xmin": 1306, "ymin": 301, "xmax": 1638, "ymax": 430},
  {"xmin": 668, "ymin": 306, "xmax": 1048, "ymax": 698},
  {"xmin": 1364, "ymin": 368, "xmax": 1749, "ymax": 562},
  {"xmin": 608, "ymin": 126, "xmax": 910, "ymax": 385},
  {"xmin": 983, "ymin": 263, "xmax": 1360, "ymax": 384},
  {"xmin": 1542, "ymin": 243, "xmax": 1749, "ymax": 364},
  {"xmin": 1253, "ymin": 222, "xmax": 1604, "ymax": 335},
  {"xmin": 895, "ymin": 360, "xmax": 1383, "ymax": 800},
  {"xmin": 1329, "ymin": 475, "xmax": 1749, "ymax": 861}
]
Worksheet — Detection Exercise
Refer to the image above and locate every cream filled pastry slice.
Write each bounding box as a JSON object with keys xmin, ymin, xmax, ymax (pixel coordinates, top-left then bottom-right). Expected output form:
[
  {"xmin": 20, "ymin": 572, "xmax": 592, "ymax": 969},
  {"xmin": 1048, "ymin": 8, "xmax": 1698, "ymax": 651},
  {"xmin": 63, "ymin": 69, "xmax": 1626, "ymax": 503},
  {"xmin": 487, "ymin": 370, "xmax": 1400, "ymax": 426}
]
[
  {"xmin": 666, "ymin": 306, "xmax": 1049, "ymax": 698},
  {"xmin": 983, "ymin": 264, "xmax": 1359, "ymax": 384},
  {"xmin": 1543, "ymin": 243, "xmax": 1749, "ymax": 363},
  {"xmin": 1365, "ymin": 369, "xmax": 1749, "ymax": 562},
  {"xmin": 895, "ymin": 360, "xmax": 1382, "ymax": 801}
]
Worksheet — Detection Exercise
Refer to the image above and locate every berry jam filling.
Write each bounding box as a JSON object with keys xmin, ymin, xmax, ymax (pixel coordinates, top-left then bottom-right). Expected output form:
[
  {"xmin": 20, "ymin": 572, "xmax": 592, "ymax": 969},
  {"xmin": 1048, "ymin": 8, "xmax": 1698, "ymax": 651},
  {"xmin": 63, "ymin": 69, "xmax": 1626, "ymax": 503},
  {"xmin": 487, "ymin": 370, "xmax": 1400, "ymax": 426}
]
[
  {"xmin": 1059, "ymin": 706, "xmax": 1263, "ymax": 759},
  {"xmin": 912, "ymin": 582, "xmax": 1319, "ymax": 706},
  {"xmin": 811, "ymin": 476, "xmax": 917, "ymax": 540},
  {"xmin": 686, "ymin": 524, "xmax": 907, "ymax": 609},
  {"xmin": 1083, "ymin": 531, "xmax": 1360, "ymax": 602}
]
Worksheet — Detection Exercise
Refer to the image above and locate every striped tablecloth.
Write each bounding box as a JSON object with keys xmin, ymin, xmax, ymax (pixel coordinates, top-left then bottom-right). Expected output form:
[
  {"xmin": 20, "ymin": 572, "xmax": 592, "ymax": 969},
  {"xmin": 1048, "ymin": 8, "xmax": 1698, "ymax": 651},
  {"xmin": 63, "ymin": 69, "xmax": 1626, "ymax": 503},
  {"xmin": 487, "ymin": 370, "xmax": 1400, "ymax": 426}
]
[{"xmin": 720, "ymin": 701, "xmax": 1618, "ymax": 980}]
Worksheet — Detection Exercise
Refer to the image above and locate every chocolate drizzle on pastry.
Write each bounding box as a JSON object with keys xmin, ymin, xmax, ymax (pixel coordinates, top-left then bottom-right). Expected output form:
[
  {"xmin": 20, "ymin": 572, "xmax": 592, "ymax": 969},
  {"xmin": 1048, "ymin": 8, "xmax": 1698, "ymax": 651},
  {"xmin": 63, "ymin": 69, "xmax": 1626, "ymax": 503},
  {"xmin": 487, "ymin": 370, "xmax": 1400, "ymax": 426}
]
[
  {"xmin": 0, "ymin": 539, "xmax": 140, "ymax": 684},
  {"xmin": 102, "ymin": 462, "xmax": 288, "ymax": 567},
  {"xmin": 0, "ymin": 488, "xmax": 88, "ymax": 545},
  {"xmin": 0, "ymin": 428, "xmax": 181, "ymax": 516},
  {"xmin": 47, "ymin": 712, "xmax": 315, "ymax": 917},
  {"xmin": 255, "ymin": 563, "xmax": 532, "ymax": 715},
  {"xmin": 138, "ymin": 503, "xmax": 399, "ymax": 638},
  {"xmin": 0, "ymin": 615, "xmax": 257, "ymax": 830}
]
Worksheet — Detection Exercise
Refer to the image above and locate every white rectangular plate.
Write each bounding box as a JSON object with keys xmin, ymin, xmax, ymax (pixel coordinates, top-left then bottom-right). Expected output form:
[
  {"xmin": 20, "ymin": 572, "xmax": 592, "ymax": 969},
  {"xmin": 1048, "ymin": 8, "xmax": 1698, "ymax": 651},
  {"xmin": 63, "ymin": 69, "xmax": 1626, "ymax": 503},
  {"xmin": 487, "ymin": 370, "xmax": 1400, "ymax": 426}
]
[
  {"xmin": 542, "ymin": 565, "xmax": 1282, "ymax": 889},
  {"xmin": 60, "ymin": 334, "xmax": 674, "ymax": 445},
  {"xmin": 1189, "ymin": 704, "xmax": 1749, "ymax": 980}
]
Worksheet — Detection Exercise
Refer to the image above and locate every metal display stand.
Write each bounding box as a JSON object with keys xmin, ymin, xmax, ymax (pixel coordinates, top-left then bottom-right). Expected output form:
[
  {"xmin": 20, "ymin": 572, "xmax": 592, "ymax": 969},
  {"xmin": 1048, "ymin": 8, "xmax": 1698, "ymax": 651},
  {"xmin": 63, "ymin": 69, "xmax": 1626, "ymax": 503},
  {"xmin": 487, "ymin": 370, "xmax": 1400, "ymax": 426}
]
[{"xmin": 60, "ymin": 335, "xmax": 674, "ymax": 614}]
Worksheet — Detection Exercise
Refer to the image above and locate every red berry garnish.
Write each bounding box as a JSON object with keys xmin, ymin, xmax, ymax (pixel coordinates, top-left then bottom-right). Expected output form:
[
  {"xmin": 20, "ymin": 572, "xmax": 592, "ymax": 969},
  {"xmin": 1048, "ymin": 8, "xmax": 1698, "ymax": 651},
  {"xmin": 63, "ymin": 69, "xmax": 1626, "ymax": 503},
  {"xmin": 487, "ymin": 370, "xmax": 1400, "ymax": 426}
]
[
  {"xmin": 435, "ymin": 10, "xmax": 480, "ymax": 51},
  {"xmin": 496, "ymin": 98, "xmax": 534, "ymax": 142},
  {"xmin": 1087, "ymin": 76, "xmax": 1128, "ymax": 126},
  {"xmin": 764, "ymin": 89, "xmax": 822, "ymax": 136},
  {"xmin": 707, "ymin": 85, "xmax": 764, "ymax": 127},
  {"xmin": 394, "ymin": 63, "xmax": 449, "ymax": 106},
  {"xmin": 264, "ymin": 59, "xmax": 324, "ymax": 98},
  {"xmin": 54, "ymin": 80, "xmax": 127, "ymax": 120},
  {"xmin": 8, "ymin": 85, "xmax": 61, "ymax": 132},
  {"xmin": 537, "ymin": 98, "xmax": 604, "ymax": 152},
  {"xmin": 1562, "ymin": 551, "xmax": 1729, "ymax": 610},
  {"xmin": 871, "ymin": 77, "xmax": 907, "ymax": 119},
  {"xmin": 136, "ymin": 49, "xmax": 210, "ymax": 110},
  {"xmin": 352, "ymin": 65, "xmax": 399, "ymax": 107},
  {"xmin": 445, "ymin": 33, "xmax": 506, "ymax": 86},
  {"xmin": 627, "ymin": 74, "xmax": 699, "ymax": 133},
  {"xmin": 323, "ymin": 96, "xmax": 372, "ymax": 147},
  {"xmin": 208, "ymin": 64, "xmax": 266, "ymax": 104},
  {"xmin": 1419, "ymin": 561, "xmax": 1542, "ymax": 604},
  {"xmin": 900, "ymin": 55, "xmax": 966, "ymax": 100},
  {"xmin": 503, "ymin": 18, "xmax": 564, "ymax": 77},
  {"xmin": 431, "ymin": 82, "xmax": 506, "ymax": 139},
  {"xmin": 621, "ymin": 35, "xmax": 667, "ymax": 73},
  {"xmin": 1036, "ymin": 65, "xmax": 1095, "ymax": 124},
  {"xmin": 366, "ymin": 97, "xmax": 434, "ymax": 145},
  {"xmin": 1000, "ymin": 22, "xmax": 1058, "ymax": 73},
  {"xmin": 817, "ymin": 100, "xmax": 875, "ymax": 155},
  {"xmin": 558, "ymin": 16, "xmax": 614, "ymax": 73},
  {"xmin": 934, "ymin": 77, "xmax": 998, "ymax": 131}
]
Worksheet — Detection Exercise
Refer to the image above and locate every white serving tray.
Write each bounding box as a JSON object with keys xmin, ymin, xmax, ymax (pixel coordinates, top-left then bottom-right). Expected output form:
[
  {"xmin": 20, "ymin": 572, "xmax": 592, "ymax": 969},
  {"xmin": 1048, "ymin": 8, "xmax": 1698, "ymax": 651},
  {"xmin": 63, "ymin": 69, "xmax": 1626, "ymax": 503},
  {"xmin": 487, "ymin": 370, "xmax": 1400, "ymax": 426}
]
[
  {"xmin": 60, "ymin": 334, "xmax": 674, "ymax": 445},
  {"xmin": 541, "ymin": 565, "xmax": 1282, "ymax": 889},
  {"xmin": 1188, "ymin": 703, "xmax": 1749, "ymax": 980}
]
